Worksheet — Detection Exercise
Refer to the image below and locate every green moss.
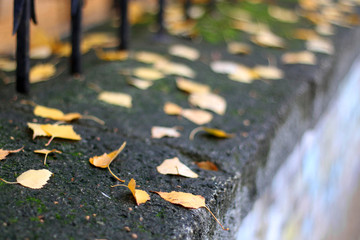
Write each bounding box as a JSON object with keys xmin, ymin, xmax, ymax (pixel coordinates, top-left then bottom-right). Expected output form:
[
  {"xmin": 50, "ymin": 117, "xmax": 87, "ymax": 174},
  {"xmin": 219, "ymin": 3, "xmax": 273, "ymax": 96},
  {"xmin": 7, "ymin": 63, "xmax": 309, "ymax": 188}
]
[{"xmin": 155, "ymin": 210, "xmax": 165, "ymax": 219}]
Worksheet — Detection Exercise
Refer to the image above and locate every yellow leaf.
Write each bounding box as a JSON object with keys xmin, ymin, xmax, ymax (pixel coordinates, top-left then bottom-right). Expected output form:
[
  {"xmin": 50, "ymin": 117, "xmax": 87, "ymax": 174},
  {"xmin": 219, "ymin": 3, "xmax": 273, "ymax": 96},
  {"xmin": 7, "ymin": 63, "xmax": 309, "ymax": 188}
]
[
  {"xmin": 176, "ymin": 77, "xmax": 210, "ymax": 94},
  {"xmin": 154, "ymin": 191, "xmax": 229, "ymax": 231},
  {"xmin": 27, "ymin": 122, "xmax": 51, "ymax": 139},
  {"xmin": 0, "ymin": 58, "xmax": 16, "ymax": 72},
  {"xmin": 30, "ymin": 64, "xmax": 56, "ymax": 83},
  {"xmin": 34, "ymin": 105, "xmax": 82, "ymax": 122},
  {"xmin": 89, "ymin": 143, "xmax": 126, "ymax": 168},
  {"xmin": 16, "ymin": 169, "xmax": 53, "ymax": 189},
  {"xmin": 127, "ymin": 78, "xmax": 154, "ymax": 90},
  {"xmin": 82, "ymin": 33, "xmax": 117, "ymax": 49},
  {"xmin": 268, "ymin": 6, "xmax": 299, "ymax": 23},
  {"xmin": 154, "ymin": 60, "xmax": 195, "ymax": 78},
  {"xmin": 151, "ymin": 126, "xmax": 181, "ymax": 139},
  {"xmin": 98, "ymin": 91, "xmax": 132, "ymax": 108},
  {"xmin": 163, "ymin": 102, "xmax": 183, "ymax": 115},
  {"xmin": 127, "ymin": 178, "xmax": 150, "ymax": 205},
  {"xmin": 133, "ymin": 67, "xmax": 165, "ymax": 81},
  {"xmin": 40, "ymin": 124, "xmax": 81, "ymax": 146},
  {"xmin": 306, "ymin": 37, "xmax": 334, "ymax": 55},
  {"xmin": 133, "ymin": 51, "xmax": 167, "ymax": 64},
  {"xmin": 251, "ymin": 31, "xmax": 286, "ymax": 48},
  {"xmin": 96, "ymin": 49, "xmax": 128, "ymax": 61},
  {"xmin": 292, "ymin": 28, "xmax": 318, "ymax": 40},
  {"xmin": 210, "ymin": 61, "xmax": 239, "ymax": 75},
  {"xmin": 189, "ymin": 127, "xmax": 235, "ymax": 140},
  {"xmin": 253, "ymin": 65, "xmax": 284, "ymax": 80},
  {"xmin": 195, "ymin": 161, "xmax": 218, "ymax": 171},
  {"xmin": 0, "ymin": 147, "xmax": 24, "ymax": 161},
  {"xmin": 228, "ymin": 65, "xmax": 257, "ymax": 83},
  {"xmin": 181, "ymin": 109, "xmax": 213, "ymax": 125},
  {"xmin": 34, "ymin": 149, "xmax": 62, "ymax": 165},
  {"xmin": 156, "ymin": 157, "xmax": 198, "ymax": 178},
  {"xmin": 168, "ymin": 44, "xmax": 200, "ymax": 61},
  {"xmin": 189, "ymin": 92, "xmax": 226, "ymax": 115},
  {"xmin": 227, "ymin": 42, "xmax": 252, "ymax": 55},
  {"xmin": 30, "ymin": 46, "xmax": 52, "ymax": 59},
  {"xmin": 281, "ymin": 51, "xmax": 317, "ymax": 65},
  {"xmin": 52, "ymin": 42, "xmax": 89, "ymax": 57}
]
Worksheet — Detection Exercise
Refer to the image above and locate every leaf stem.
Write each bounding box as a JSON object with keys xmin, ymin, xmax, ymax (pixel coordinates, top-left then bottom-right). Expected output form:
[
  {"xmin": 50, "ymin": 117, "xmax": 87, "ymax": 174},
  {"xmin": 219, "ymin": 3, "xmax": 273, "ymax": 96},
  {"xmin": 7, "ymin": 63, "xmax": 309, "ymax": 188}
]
[
  {"xmin": 107, "ymin": 165, "xmax": 125, "ymax": 183},
  {"xmin": 189, "ymin": 127, "xmax": 204, "ymax": 140},
  {"xmin": 81, "ymin": 115, "xmax": 105, "ymax": 125},
  {"xmin": 45, "ymin": 136, "xmax": 55, "ymax": 146},
  {"xmin": 204, "ymin": 205, "xmax": 229, "ymax": 231},
  {"xmin": 0, "ymin": 178, "xmax": 18, "ymax": 184}
]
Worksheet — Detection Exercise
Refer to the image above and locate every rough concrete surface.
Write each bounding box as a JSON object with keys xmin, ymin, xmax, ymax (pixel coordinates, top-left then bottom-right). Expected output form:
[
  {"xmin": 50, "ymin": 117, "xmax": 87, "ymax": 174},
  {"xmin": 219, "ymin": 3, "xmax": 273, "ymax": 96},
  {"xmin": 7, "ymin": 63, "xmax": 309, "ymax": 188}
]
[{"xmin": 1, "ymin": 4, "xmax": 360, "ymax": 240}]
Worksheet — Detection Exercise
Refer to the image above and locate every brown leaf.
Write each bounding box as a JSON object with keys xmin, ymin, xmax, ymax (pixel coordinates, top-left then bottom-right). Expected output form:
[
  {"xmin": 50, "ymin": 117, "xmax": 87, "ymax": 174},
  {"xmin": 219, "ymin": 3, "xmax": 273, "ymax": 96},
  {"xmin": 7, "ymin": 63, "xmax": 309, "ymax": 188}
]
[
  {"xmin": 157, "ymin": 157, "xmax": 198, "ymax": 178},
  {"xmin": 151, "ymin": 126, "xmax": 181, "ymax": 139},
  {"xmin": 176, "ymin": 77, "xmax": 210, "ymax": 94},
  {"xmin": 154, "ymin": 191, "xmax": 229, "ymax": 231},
  {"xmin": 189, "ymin": 92, "xmax": 226, "ymax": 115},
  {"xmin": 98, "ymin": 91, "xmax": 132, "ymax": 108},
  {"xmin": 34, "ymin": 149, "xmax": 62, "ymax": 165},
  {"xmin": 0, "ymin": 147, "xmax": 24, "ymax": 161},
  {"xmin": 195, "ymin": 161, "xmax": 218, "ymax": 171},
  {"xmin": 189, "ymin": 127, "xmax": 235, "ymax": 140}
]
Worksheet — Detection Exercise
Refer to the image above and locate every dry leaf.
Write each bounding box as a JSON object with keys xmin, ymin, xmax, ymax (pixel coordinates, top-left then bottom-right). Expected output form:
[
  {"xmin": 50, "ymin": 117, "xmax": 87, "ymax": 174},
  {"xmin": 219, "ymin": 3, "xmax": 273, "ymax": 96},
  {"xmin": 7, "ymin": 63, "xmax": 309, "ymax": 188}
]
[
  {"xmin": 227, "ymin": 42, "xmax": 252, "ymax": 55},
  {"xmin": 155, "ymin": 60, "xmax": 195, "ymax": 78},
  {"xmin": 228, "ymin": 65, "xmax": 257, "ymax": 83},
  {"xmin": 0, "ymin": 58, "xmax": 16, "ymax": 72},
  {"xmin": 134, "ymin": 51, "xmax": 166, "ymax": 64},
  {"xmin": 210, "ymin": 61, "xmax": 239, "ymax": 75},
  {"xmin": 52, "ymin": 42, "xmax": 89, "ymax": 57},
  {"xmin": 181, "ymin": 109, "xmax": 213, "ymax": 125},
  {"xmin": 34, "ymin": 149, "xmax": 62, "ymax": 165},
  {"xmin": 34, "ymin": 105, "xmax": 82, "ymax": 122},
  {"xmin": 189, "ymin": 127, "xmax": 235, "ymax": 140},
  {"xmin": 253, "ymin": 65, "xmax": 284, "ymax": 80},
  {"xmin": 157, "ymin": 157, "xmax": 198, "ymax": 178},
  {"xmin": 176, "ymin": 77, "xmax": 210, "ymax": 94},
  {"xmin": 30, "ymin": 46, "xmax": 52, "ymax": 59},
  {"xmin": 168, "ymin": 44, "xmax": 200, "ymax": 61},
  {"xmin": 189, "ymin": 92, "xmax": 226, "ymax": 115},
  {"xmin": 251, "ymin": 31, "xmax": 286, "ymax": 48},
  {"xmin": 0, "ymin": 147, "xmax": 24, "ymax": 161},
  {"xmin": 268, "ymin": 6, "xmax": 299, "ymax": 23},
  {"xmin": 151, "ymin": 126, "xmax": 181, "ymax": 139},
  {"xmin": 0, "ymin": 169, "xmax": 53, "ymax": 189},
  {"xmin": 30, "ymin": 64, "xmax": 56, "ymax": 83},
  {"xmin": 306, "ymin": 37, "xmax": 334, "ymax": 55},
  {"xmin": 89, "ymin": 143, "xmax": 126, "ymax": 168},
  {"xmin": 98, "ymin": 91, "xmax": 132, "ymax": 108},
  {"xmin": 127, "ymin": 178, "xmax": 150, "ymax": 205},
  {"xmin": 163, "ymin": 102, "xmax": 183, "ymax": 115},
  {"xmin": 82, "ymin": 33, "xmax": 117, "ymax": 49},
  {"xmin": 96, "ymin": 49, "xmax": 128, "ymax": 61},
  {"xmin": 133, "ymin": 67, "xmax": 165, "ymax": 81},
  {"xmin": 292, "ymin": 28, "xmax": 318, "ymax": 40},
  {"xmin": 195, "ymin": 161, "xmax": 218, "ymax": 171},
  {"xmin": 41, "ymin": 124, "xmax": 81, "ymax": 146},
  {"xmin": 281, "ymin": 51, "xmax": 317, "ymax": 65},
  {"xmin": 127, "ymin": 78, "xmax": 154, "ymax": 90},
  {"xmin": 154, "ymin": 191, "xmax": 229, "ymax": 231},
  {"xmin": 27, "ymin": 122, "xmax": 51, "ymax": 139}
]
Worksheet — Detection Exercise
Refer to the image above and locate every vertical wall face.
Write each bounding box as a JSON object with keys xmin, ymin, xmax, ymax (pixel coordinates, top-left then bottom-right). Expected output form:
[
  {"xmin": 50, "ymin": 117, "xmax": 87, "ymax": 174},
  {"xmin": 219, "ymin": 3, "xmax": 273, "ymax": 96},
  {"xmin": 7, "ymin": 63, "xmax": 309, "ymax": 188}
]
[{"xmin": 0, "ymin": 0, "xmax": 112, "ymax": 54}]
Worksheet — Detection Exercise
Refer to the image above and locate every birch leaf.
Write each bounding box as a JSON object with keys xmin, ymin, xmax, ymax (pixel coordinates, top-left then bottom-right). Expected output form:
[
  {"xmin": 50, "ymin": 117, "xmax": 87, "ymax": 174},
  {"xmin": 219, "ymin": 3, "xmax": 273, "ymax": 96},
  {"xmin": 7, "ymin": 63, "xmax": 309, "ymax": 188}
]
[
  {"xmin": 176, "ymin": 78, "xmax": 210, "ymax": 94},
  {"xmin": 253, "ymin": 65, "xmax": 284, "ymax": 80},
  {"xmin": 34, "ymin": 149, "xmax": 62, "ymax": 165},
  {"xmin": 154, "ymin": 191, "xmax": 229, "ymax": 231},
  {"xmin": 89, "ymin": 142, "xmax": 126, "ymax": 168},
  {"xmin": 127, "ymin": 78, "xmax": 154, "ymax": 90},
  {"xmin": 195, "ymin": 161, "xmax": 218, "ymax": 171},
  {"xmin": 189, "ymin": 92, "xmax": 226, "ymax": 115},
  {"xmin": 0, "ymin": 147, "xmax": 24, "ymax": 161},
  {"xmin": 132, "ymin": 67, "xmax": 165, "ymax": 81},
  {"xmin": 98, "ymin": 91, "xmax": 132, "ymax": 108},
  {"xmin": 27, "ymin": 122, "xmax": 51, "ymax": 139},
  {"xmin": 282, "ymin": 51, "xmax": 317, "ymax": 65},
  {"xmin": 151, "ymin": 126, "xmax": 181, "ymax": 139},
  {"xmin": 157, "ymin": 157, "xmax": 198, "ymax": 178},
  {"xmin": 10, "ymin": 169, "xmax": 53, "ymax": 189},
  {"xmin": 30, "ymin": 64, "xmax": 56, "ymax": 83},
  {"xmin": 189, "ymin": 127, "xmax": 235, "ymax": 140},
  {"xmin": 169, "ymin": 44, "xmax": 200, "ymax": 61}
]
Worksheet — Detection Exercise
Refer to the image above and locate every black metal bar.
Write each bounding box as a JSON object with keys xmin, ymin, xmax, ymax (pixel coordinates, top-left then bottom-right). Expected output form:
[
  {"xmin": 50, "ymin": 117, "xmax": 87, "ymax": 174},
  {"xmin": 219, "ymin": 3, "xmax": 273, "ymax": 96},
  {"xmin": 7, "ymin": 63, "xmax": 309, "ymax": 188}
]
[
  {"xmin": 71, "ymin": 0, "xmax": 82, "ymax": 75},
  {"xmin": 157, "ymin": 0, "xmax": 165, "ymax": 35},
  {"xmin": 184, "ymin": 0, "xmax": 191, "ymax": 20},
  {"xmin": 15, "ymin": 0, "xmax": 30, "ymax": 94},
  {"xmin": 118, "ymin": 0, "xmax": 129, "ymax": 50}
]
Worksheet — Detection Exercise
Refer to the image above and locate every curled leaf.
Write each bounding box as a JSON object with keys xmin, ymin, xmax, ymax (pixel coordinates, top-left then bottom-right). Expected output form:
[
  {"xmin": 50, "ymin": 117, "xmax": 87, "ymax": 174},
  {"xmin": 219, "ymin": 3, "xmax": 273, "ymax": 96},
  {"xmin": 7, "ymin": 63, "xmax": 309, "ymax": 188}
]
[
  {"xmin": 89, "ymin": 142, "xmax": 126, "ymax": 168},
  {"xmin": 34, "ymin": 149, "xmax": 62, "ymax": 165},
  {"xmin": 98, "ymin": 91, "xmax": 132, "ymax": 108},
  {"xmin": 151, "ymin": 126, "xmax": 181, "ymax": 139},
  {"xmin": 157, "ymin": 157, "xmax": 198, "ymax": 178},
  {"xmin": 154, "ymin": 191, "xmax": 229, "ymax": 231},
  {"xmin": 107, "ymin": 142, "xmax": 127, "ymax": 183},
  {"xmin": 189, "ymin": 127, "xmax": 235, "ymax": 140},
  {"xmin": 0, "ymin": 147, "xmax": 24, "ymax": 161}
]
